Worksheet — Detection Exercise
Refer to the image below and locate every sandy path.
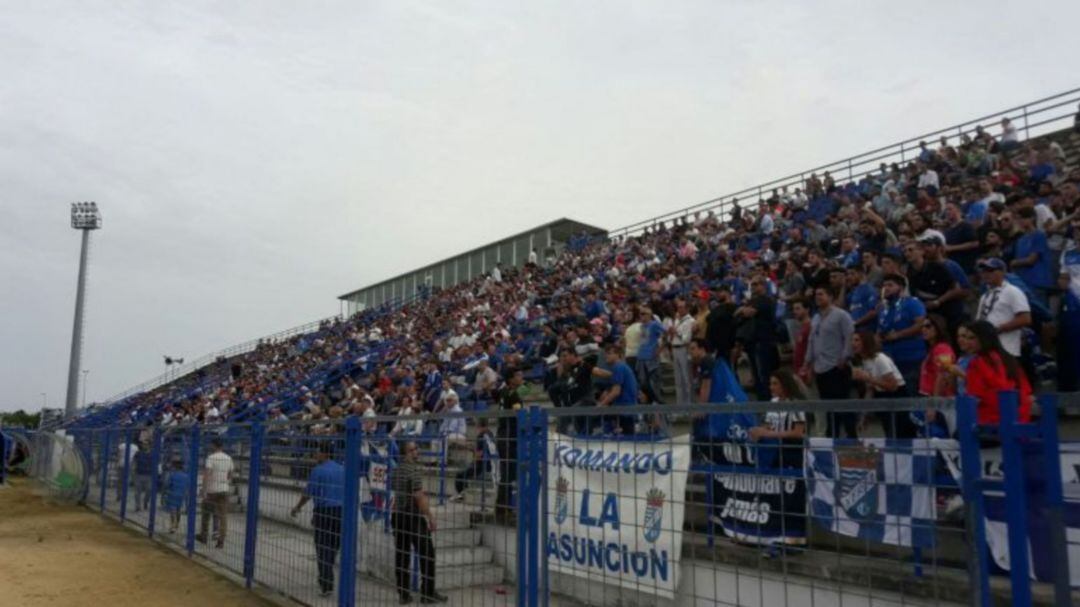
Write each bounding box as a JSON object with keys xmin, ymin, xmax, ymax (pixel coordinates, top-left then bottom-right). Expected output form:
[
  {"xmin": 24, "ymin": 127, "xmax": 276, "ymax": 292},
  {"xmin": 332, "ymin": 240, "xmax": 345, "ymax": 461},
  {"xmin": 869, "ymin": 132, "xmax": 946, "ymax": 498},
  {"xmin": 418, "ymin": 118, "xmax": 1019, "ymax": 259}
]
[{"xmin": 0, "ymin": 478, "xmax": 275, "ymax": 607}]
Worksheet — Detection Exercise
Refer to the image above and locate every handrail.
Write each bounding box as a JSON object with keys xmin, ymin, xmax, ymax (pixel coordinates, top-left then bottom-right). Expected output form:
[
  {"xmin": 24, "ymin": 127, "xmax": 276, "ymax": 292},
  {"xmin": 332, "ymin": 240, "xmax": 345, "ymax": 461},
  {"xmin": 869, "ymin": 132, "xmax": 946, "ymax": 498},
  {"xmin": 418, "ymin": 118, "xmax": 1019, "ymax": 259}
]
[
  {"xmin": 609, "ymin": 86, "xmax": 1080, "ymax": 238},
  {"xmin": 90, "ymin": 288, "xmax": 431, "ymax": 412}
]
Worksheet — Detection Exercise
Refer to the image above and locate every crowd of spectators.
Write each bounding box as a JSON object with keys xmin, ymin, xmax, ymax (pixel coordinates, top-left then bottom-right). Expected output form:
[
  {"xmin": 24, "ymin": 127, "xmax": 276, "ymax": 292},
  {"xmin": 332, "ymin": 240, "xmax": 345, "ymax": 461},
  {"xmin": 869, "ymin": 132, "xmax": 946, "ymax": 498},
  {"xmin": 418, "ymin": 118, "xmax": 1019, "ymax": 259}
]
[{"xmin": 75, "ymin": 125, "xmax": 1080, "ymax": 453}]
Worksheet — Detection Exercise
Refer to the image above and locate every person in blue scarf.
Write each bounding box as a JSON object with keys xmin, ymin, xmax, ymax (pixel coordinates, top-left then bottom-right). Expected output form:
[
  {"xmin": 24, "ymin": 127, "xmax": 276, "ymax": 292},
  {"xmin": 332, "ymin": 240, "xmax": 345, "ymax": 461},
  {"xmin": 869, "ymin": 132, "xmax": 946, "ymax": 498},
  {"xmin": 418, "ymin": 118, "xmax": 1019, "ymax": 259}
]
[{"xmin": 688, "ymin": 339, "xmax": 761, "ymax": 466}]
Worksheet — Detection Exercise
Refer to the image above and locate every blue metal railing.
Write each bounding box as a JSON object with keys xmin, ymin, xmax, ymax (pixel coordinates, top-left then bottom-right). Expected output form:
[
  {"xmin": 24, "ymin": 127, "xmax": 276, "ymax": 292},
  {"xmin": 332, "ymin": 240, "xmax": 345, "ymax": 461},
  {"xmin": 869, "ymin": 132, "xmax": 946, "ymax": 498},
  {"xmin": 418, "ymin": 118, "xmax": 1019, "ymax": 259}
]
[{"xmin": 609, "ymin": 86, "xmax": 1080, "ymax": 239}]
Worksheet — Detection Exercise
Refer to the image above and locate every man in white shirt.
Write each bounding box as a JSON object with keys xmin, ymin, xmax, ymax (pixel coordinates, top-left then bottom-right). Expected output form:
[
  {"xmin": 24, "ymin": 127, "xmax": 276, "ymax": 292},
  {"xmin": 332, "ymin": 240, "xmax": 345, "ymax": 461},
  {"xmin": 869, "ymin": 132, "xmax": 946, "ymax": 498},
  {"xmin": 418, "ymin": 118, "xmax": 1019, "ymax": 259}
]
[
  {"xmin": 116, "ymin": 440, "xmax": 140, "ymax": 501},
  {"xmin": 975, "ymin": 258, "xmax": 1031, "ymax": 357},
  {"xmin": 669, "ymin": 300, "xmax": 696, "ymax": 406},
  {"xmin": 917, "ymin": 165, "xmax": 939, "ymax": 192},
  {"xmin": 528, "ymin": 248, "xmax": 538, "ymax": 266},
  {"xmin": 197, "ymin": 439, "xmax": 235, "ymax": 549}
]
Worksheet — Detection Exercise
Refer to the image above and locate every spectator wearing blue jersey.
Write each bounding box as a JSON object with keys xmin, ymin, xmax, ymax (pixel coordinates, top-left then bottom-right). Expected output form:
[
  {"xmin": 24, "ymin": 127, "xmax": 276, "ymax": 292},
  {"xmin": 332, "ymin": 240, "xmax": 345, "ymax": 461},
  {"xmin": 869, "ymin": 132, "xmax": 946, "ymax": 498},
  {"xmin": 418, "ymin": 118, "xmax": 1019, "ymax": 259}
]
[
  {"xmin": 291, "ymin": 442, "xmax": 345, "ymax": 598},
  {"xmin": 845, "ymin": 265, "xmax": 879, "ymax": 328},
  {"xmin": 689, "ymin": 339, "xmax": 753, "ymax": 462},
  {"xmin": 877, "ymin": 273, "xmax": 927, "ymax": 391},
  {"xmin": 943, "ymin": 203, "xmax": 980, "ymax": 275},
  {"xmin": 635, "ymin": 306, "xmax": 666, "ymax": 404},
  {"xmin": 163, "ymin": 458, "xmax": 189, "ymax": 534},
  {"xmin": 1058, "ymin": 222, "xmax": 1080, "ymax": 391},
  {"xmin": 596, "ymin": 345, "xmax": 641, "ymax": 436},
  {"xmin": 1011, "ymin": 206, "xmax": 1053, "ymax": 304}
]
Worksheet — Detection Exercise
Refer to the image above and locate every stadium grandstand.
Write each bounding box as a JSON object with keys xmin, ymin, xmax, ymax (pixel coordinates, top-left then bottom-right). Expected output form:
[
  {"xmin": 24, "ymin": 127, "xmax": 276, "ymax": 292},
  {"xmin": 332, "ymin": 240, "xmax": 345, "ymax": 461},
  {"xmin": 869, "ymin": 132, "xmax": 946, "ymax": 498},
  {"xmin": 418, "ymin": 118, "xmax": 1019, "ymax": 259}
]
[{"xmin": 30, "ymin": 89, "xmax": 1080, "ymax": 606}]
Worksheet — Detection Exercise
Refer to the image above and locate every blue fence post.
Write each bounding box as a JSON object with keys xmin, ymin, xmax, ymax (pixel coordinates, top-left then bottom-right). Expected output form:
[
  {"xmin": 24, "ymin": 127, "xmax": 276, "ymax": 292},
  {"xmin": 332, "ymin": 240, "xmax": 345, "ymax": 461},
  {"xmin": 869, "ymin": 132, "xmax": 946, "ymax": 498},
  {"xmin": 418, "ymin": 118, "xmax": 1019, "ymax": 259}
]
[
  {"xmin": 119, "ymin": 429, "xmax": 133, "ymax": 522},
  {"xmin": 148, "ymin": 428, "xmax": 163, "ymax": 537},
  {"xmin": 533, "ymin": 407, "xmax": 550, "ymax": 607},
  {"xmin": 515, "ymin": 409, "xmax": 530, "ymax": 607},
  {"xmin": 98, "ymin": 429, "xmax": 111, "ymax": 512},
  {"xmin": 956, "ymin": 394, "xmax": 990, "ymax": 607},
  {"xmin": 999, "ymin": 390, "xmax": 1032, "ymax": 607},
  {"xmin": 243, "ymin": 423, "xmax": 265, "ymax": 588},
  {"xmin": 1037, "ymin": 394, "xmax": 1072, "ymax": 607},
  {"xmin": 0, "ymin": 431, "xmax": 8, "ymax": 486},
  {"xmin": 339, "ymin": 416, "xmax": 362, "ymax": 607},
  {"xmin": 186, "ymin": 426, "xmax": 201, "ymax": 556}
]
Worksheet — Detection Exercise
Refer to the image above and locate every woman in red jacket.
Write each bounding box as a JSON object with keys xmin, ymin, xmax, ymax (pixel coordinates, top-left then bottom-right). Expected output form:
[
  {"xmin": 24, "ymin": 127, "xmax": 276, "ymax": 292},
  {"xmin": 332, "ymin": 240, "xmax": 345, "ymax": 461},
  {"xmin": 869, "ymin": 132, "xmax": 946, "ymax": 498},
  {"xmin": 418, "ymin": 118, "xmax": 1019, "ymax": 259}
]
[{"xmin": 952, "ymin": 320, "xmax": 1032, "ymax": 425}]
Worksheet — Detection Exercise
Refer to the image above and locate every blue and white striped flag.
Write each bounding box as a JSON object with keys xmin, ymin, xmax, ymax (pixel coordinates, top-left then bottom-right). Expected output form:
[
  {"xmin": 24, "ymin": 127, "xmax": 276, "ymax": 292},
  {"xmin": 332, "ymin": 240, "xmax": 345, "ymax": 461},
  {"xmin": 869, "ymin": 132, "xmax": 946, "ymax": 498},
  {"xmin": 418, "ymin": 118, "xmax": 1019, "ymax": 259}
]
[{"xmin": 805, "ymin": 438, "xmax": 937, "ymax": 547}]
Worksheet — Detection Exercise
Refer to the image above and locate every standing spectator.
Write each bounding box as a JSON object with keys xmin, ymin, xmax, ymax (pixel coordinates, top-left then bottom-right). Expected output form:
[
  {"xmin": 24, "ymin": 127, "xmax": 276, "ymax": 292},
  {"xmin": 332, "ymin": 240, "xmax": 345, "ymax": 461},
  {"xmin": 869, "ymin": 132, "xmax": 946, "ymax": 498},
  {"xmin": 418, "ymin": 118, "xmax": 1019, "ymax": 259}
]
[
  {"xmin": 290, "ymin": 443, "xmax": 344, "ymax": 599},
  {"xmin": 390, "ymin": 441, "xmax": 446, "ymax": 604},
  {"xmin": 950, "ymin": 321, "xmax": 1032, "ymax": 425},
  {"xmin": 999, "ymin": 117, "xmax": 1020, "ymax": 152},
  {"xmin": 1010, "ymin": 206, "xmax": 1054, "ymax": 304},
  {"xmin": 802, "ymin": 286, "xmax": 855, "ymax": 438},
  {"xmin": 634, "ymin": 306, "xmax": 666, "ymax": 404},
  {"xmin": 163, "ymin": 458, "xmax": 189, "ymax": 534},
  {"xmin": 907, "ymin": 240, "xmax": 964, "ymax": 334},
  {"xmin": 851, "ymin": 331, "xmax": 915, "ymax": 438},
  {"xmin": 877, "ymin": 274, "xmax": 927, "ymax": 391},
  {"xmin": 790, "ymin": 298, "xmax": 812, "ymax": 384},
  {"xmin": 196, "ymin": 439, "xmax": 234, "ymax": 549},
  {"xmin": 670, "ymin": 299, "xmax": 695, "ymax": 405},
  {"xmin": 132, "ymin": 441, "xmax": 154, "ymax": 512},
  {"xmin": 595, "ymin": 344, "xmax": 641, "ymax": 435},
  {"xmin": 116, "ymin": 438, "xmax": 139, "ymax": 501},
  {"xmin": 623, "ymin": 310, "xmax": 643, "ymax": 371},
  {"xmin": 688, "ymin": 339, "xmax": 748, "ymax": 461},
  {"xmin": 736, "ymin": 278, "xmax": 779, "ymax": 401},
  {"xmin": 975, "ymin": 258, "xmax": 1031, "ymax": 359},
  {"xmin": 706, "ymin": 286, "xmax": 738, "ymax": 364},
  {"xmin": 497, "ymin": 368, "xmax": 524, "ymax": 520}
]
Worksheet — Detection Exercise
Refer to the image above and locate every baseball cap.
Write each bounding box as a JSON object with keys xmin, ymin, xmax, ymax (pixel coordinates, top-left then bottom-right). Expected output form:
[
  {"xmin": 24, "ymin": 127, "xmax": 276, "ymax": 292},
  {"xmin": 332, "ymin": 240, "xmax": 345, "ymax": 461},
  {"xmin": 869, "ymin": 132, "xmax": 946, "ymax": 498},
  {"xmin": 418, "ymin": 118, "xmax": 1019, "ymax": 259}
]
[
  {"xmin": 918, "ymin": 235, "xmax": 945, "ymax": 247},
  {"xmin": 977, "ymin": 258, "xmax": 1007, "ymax": 271}
]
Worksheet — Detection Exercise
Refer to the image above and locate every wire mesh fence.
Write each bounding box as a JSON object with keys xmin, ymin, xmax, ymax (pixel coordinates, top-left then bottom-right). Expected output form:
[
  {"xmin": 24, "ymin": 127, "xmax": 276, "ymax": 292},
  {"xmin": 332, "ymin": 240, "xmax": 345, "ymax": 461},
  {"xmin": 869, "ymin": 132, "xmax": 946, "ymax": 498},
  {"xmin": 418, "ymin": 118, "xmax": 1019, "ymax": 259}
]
[{"xmin": 20, "ymin": 393, "xmax": 1080, "ymax": 607}]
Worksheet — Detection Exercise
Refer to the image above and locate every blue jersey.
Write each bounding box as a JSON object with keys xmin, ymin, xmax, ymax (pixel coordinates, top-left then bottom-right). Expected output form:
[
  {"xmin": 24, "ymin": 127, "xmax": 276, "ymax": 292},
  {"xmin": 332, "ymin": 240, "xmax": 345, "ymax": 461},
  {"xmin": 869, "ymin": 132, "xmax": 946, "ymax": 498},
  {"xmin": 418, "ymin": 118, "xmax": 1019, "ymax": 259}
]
[
  {"xmin": 636, "ymin": 320, "xmax": 665, "ymax": 361},
  {"xmin": 877, "ymin": 296, "xmax": 927, "ymax": 363},
  {"xmin": 846, "ymin": 283, "xmax": 879, "ymax": 325},
  {"xmin": 1014, "ymin": 230, "xmax": 1052, "ymax": 289},
  {"xmin": 609, "ymin": 361, "xmax": 639, "ymax": 405},
  {"xmin": 307, "ymin": 460, "xmax": 345, "ymax": 508}
]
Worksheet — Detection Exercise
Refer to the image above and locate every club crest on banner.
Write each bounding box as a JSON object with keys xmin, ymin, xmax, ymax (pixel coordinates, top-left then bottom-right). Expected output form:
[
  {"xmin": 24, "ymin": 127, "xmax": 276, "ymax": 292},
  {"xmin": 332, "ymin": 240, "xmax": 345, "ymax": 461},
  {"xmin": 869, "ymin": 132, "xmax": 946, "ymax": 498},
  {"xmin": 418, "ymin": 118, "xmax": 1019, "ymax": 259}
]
[
  {"xmin": 554, "ymin": 476, "xmax": 570, "ymax": 525},
  {"xmin": 835, "ymin": 444, "xmax": 880, "ymax": 521},
  {"xmin": 643, "ymin": 488, "xmax": 665, "ymax": 543}
]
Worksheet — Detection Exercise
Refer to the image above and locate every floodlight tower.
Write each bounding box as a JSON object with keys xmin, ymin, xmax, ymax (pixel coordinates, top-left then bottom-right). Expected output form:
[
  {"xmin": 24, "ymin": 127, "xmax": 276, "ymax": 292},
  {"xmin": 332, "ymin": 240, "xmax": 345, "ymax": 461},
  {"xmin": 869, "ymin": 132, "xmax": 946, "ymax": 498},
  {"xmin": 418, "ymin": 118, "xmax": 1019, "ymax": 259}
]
[{"xmin": 64, "ymin": 202, "xmax": 101, "ymax": 419}]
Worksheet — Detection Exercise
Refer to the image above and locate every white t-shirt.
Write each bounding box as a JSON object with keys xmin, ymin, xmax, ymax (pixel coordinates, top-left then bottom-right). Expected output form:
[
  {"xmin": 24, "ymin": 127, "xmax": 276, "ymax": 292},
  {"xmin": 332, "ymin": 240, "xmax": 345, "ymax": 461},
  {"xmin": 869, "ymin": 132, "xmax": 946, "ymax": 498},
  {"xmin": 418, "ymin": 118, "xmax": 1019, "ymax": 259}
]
[
  {"xmin": 976, "ymin": 282, "xmax": 1030, "ymax": 356},
  {"xmin": 860, "ymin": 353, "xmax": 905, "ymax": 393},
  {"xmin": 204, "ymin": 451, "xmax": 234, "ymax": 494},
  {"xmin": 118, "ymin": 443, "xmax": 139, "ymax": 467}
]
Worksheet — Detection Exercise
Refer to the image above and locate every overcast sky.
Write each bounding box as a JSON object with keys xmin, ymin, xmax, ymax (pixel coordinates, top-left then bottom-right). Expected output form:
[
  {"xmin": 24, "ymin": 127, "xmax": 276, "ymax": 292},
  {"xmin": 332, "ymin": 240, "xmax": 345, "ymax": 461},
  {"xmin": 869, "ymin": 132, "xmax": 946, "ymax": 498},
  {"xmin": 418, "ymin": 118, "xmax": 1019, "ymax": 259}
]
[{"xmin": 2, "ymin": 1, "xmax": 1078, "ymax": 412}]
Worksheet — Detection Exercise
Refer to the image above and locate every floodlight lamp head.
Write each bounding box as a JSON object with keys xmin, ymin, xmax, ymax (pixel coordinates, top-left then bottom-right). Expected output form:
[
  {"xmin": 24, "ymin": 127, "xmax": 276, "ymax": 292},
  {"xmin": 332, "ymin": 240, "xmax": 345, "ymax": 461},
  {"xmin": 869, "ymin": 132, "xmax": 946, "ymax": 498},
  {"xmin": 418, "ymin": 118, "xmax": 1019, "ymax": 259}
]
[{"xmin": 70, "ymin": 201, "xmax": 102, "ymax": 230}]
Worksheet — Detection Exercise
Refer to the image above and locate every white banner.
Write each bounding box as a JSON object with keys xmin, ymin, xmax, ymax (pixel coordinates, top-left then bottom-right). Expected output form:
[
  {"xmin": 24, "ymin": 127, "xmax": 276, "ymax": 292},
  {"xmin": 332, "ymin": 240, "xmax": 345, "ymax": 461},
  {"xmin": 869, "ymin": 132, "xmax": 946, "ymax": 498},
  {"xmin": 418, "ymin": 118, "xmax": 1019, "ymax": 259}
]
[{"xmin": 546, "ymin": 433, "xmax": 690, "ymax": 598}]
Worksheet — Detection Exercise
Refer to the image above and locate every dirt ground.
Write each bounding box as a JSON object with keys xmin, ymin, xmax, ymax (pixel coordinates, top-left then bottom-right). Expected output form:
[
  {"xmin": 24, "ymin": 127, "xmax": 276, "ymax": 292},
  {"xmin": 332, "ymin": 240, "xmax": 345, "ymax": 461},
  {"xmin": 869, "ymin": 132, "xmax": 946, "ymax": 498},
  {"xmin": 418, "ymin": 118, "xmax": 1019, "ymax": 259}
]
[{"xmin": 0, "ymin": 478, "xmax": 274, "ymax": 607}]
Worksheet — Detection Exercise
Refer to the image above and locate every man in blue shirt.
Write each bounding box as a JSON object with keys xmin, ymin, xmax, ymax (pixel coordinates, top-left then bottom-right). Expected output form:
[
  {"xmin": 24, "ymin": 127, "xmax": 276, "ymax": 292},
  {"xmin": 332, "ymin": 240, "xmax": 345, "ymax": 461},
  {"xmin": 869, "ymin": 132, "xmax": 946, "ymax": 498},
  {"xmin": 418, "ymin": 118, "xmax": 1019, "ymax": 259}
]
[
  {"xmin": 877, "ymin": 274, "xmax": 927, "ymax": 390},
  {"xmin": 291, "ymin": 443, "xmax": 345, "ymax": 598},
  {"xmin": 634, "ymin": 306, "xmax": 666, "ymax": 404},
  {"xmin": 845, "ymin": 265, "xmax": 879, "ymax": 328},
  {"xmin": 1011, "ymin": 206, "xmax": 1053, "ymax": 304},
  {"xmin": 596, "ymin": 344, "xmax": 641, "ymax": 436}
]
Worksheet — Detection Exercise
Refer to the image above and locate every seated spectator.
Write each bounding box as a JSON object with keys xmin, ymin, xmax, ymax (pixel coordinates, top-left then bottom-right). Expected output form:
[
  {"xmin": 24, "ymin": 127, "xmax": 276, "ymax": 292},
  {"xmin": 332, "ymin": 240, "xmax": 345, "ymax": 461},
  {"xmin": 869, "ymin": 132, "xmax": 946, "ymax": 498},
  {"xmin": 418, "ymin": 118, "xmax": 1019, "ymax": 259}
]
[{"xmin": 471, "ymin": 359, "xmax": 499, "ymax": 403}]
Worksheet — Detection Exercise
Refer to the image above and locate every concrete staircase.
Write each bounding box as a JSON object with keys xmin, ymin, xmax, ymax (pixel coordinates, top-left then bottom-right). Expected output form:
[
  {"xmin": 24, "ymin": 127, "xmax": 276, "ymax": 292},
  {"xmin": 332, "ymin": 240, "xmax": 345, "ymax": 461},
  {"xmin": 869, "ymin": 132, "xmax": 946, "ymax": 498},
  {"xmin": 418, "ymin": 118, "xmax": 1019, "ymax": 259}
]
[{"xmin": 234, "ymin": 449, "xmax": 509, "ymax": 593}]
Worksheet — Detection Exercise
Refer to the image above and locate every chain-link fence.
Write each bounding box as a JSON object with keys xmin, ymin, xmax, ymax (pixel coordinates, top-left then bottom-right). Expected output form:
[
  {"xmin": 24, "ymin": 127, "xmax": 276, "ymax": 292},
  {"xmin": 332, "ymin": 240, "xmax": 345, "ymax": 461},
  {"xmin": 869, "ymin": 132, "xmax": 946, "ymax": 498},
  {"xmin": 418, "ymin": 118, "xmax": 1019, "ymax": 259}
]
[{"xmin": 20, "ymin": 392, "xmax": 1080, "ymax": 606}]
